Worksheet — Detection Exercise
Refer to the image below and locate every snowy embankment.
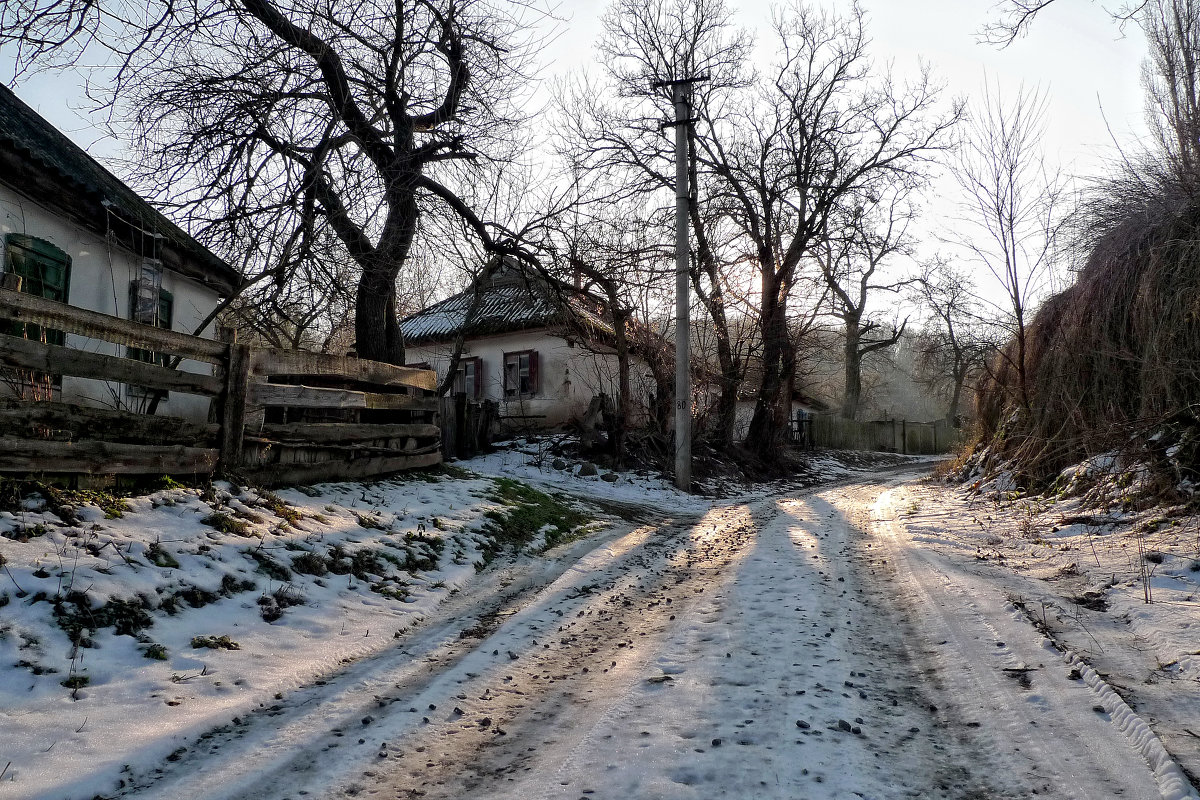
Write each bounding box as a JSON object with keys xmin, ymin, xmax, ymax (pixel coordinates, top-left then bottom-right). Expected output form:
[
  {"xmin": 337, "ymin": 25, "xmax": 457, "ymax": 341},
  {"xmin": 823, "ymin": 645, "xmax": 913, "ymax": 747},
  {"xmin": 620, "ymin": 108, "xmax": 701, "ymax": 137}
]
[{"xmin": 0, "ymin": 465, "xmax": 611, "ymax": 800}]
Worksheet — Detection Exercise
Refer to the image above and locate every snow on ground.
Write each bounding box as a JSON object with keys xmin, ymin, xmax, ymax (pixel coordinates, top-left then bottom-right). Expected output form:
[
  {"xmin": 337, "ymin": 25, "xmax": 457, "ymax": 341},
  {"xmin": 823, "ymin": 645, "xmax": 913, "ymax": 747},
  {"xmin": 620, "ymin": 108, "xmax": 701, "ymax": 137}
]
[
  {"xmin": 469, "ymin": 437, "xmax": 928, "ymax": 511},
  {"xmin": 0, "ymin": 467, "xmax": 608, "ymax": 800},
  {"xmin": 202, "ymin": 469, "xmax": 1190, "ymax": 800},
  {"xmin": 0, "ymin": 446, "xmax": 924, "ymax": 800},
  {"xmin": 873, "ymin": 478, "xmax": 1200, "ymax": 798},
  {"xmin": 6, "ymin": 447, "xmax": 1190, "ymax": 800}
]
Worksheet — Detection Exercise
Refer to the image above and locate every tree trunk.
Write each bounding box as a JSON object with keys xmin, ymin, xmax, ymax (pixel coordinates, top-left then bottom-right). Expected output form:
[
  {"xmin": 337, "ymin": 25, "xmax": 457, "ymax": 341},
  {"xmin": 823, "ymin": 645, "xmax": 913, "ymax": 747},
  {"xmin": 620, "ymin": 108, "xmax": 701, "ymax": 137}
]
[
  {"xmin": 353, "ymin": 192, "xmax": 418, "ymax": 366},
  {"xmin": 691, "ymin": 247, "xmax": 740, "ymax": 450},
  {"xmin": 842, "ymin": 315, "xmax": 862, "ymax": 420},
  {"xmin": 713, "ymin": 369, "xmax": 739, "ymax": 448},
  {"xmin": 747, "ymin": 275, "xmax": 789, "ymax": 462},
  {"xmin": 355, "ymin": 266, "xmax": 405, "ymax": 365},
  {"xmin": 613, "ymin": 309, "xmax": 632, "ymax": 468},
  {"xmin": 946, "ymin": 358, "xmax": 966, "ymax": 424}
]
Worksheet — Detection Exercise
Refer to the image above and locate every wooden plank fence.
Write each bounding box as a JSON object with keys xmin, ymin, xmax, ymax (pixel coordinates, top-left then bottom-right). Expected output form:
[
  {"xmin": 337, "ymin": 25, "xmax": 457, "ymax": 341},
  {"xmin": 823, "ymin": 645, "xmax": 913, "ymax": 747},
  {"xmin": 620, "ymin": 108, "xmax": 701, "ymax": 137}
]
[
  {"xmin": 438, "ymin": 394, "xmax": 497, "ymax": 460},
  {"xmin": 0, "ymin": 287, "xmax": 441, "ymax": 486},
  {"xmin": 809, "ymin": 414, "xmax": 963, "ymax": 455}
]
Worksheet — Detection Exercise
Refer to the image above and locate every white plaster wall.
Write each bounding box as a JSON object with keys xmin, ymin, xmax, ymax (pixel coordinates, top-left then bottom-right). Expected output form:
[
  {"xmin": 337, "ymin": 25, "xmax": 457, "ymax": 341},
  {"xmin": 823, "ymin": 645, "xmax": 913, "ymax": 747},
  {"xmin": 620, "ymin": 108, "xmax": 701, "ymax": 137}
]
[
  {"xmin": 733, "ymin": 399, "xmax": 810, "ymax": 442},
  {"xmin": 0, "ymin": 184, "xmax": 221, "ymax": 424},
  {"xmin": 408, "ymin": 329, "xmax": 654, "ymax": 433}
]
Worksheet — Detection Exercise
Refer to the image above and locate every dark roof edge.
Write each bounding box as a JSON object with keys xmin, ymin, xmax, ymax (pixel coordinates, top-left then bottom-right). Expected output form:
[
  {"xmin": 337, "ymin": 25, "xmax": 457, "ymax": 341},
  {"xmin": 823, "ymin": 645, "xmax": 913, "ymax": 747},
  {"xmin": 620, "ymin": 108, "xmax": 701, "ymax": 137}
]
[{"xmin": 0, "ymin": 83, "xmax": 242, "ymax": 296}]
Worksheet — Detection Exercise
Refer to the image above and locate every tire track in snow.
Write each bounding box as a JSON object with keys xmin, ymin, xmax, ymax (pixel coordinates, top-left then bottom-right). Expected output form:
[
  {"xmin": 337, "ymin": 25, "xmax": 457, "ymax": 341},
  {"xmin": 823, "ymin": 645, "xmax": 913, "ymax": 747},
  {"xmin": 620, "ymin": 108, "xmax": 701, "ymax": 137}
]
[{"xmin": 869, "ymin": 486, "xmax": 1199, "ymax": 800}]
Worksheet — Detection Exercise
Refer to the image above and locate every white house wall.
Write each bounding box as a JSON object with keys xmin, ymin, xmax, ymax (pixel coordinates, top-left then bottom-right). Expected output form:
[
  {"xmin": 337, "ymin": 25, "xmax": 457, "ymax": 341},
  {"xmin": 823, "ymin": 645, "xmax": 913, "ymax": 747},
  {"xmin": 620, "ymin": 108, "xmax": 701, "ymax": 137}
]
[
  {"xmin": 0, "ymin": 183, "xmax": 220, "ymax": 424},
  {"xmin": 408, "ymin": 330, "xmax": 654, "ymax": 433},
  {"xmin": 733, "ymin": 399, "xmax": 810, "ymax": 443}
]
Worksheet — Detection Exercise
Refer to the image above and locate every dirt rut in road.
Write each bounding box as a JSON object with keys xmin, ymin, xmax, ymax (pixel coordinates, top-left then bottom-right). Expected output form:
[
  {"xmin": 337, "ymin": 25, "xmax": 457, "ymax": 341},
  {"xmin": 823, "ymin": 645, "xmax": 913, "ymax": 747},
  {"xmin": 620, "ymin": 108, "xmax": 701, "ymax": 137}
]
[
  {"xmin": 334, "ymin": 503, "xmax": 762, "ymax": 798},
  {"xmin": 331, "ymin": 483, "xmax": 1016, "ymax": 800}
]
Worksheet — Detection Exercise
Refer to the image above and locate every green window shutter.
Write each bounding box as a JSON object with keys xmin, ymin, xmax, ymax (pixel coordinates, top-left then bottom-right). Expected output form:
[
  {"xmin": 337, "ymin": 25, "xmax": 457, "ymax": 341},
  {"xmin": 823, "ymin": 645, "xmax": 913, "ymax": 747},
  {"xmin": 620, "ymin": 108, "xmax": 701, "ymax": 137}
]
[
  {"xmin": 4, "ymin": 233, "xmax": 72, "ymax": 302},
  {"xmin": 3, "ymin": 234, "xmax": 71, "ymax": 345}
]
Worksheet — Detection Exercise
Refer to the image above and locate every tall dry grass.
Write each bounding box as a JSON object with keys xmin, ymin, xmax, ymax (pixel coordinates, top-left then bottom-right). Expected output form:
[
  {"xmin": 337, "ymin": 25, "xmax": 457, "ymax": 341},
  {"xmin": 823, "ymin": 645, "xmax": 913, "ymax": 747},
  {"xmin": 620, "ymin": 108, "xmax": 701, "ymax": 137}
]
[{"xmin": 976, "ymin": 163, "xmax": 1200, "ymax": 488}]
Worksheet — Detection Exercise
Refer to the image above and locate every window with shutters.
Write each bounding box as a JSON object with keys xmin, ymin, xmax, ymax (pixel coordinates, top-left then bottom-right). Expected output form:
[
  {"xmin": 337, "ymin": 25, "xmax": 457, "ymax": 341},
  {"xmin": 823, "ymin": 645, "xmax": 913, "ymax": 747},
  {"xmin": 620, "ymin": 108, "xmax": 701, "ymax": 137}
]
[
  {"xmin": 503, "ymin": 350, "xmax": 538, "ymax": 398},
  {"xmin": 1, "ymin": 234, "xmax": 71, "ymax": 397},
  {"xmin": 3, "ymin": 233, "xmax": 71, "ymax": 346},
  {"xmin": 127, "ymin": 268, "xmax": 174, "ymax": 400},
  {"xmin": 453, "ymin": 356, "xmax": 483, "ymax": 399}
]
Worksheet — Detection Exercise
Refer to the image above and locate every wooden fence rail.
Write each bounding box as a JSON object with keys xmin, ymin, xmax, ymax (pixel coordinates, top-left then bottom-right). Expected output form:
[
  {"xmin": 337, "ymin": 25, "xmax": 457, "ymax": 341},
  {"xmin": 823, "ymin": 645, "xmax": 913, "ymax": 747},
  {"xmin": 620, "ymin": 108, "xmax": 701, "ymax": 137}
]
[{"xmin": 0, "ymin": 288, "xmax": 441, "ymax": 485}]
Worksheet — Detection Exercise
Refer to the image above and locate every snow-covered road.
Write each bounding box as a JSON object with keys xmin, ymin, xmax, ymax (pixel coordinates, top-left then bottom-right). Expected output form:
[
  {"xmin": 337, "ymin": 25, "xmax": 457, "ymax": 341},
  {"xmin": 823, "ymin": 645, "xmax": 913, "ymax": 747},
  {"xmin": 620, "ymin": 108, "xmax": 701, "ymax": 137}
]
[{"xmin": 117, "ymin": 471, "xmax": 1195, "ymax": 800}]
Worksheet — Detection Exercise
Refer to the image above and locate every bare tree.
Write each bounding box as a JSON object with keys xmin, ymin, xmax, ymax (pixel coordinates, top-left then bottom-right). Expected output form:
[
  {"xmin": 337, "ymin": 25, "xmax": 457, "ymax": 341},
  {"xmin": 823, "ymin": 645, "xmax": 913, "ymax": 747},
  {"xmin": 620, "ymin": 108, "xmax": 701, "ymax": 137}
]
[
  {"xmin": 982, "ymin": 0, "xmax": 1148, "ymax": 45},
  {"xmin": 716, "ymin": 4, "xmax": 957, "ymax": 454},
  {"xmin": 913, "ymin": 258, "xmax": 996, "ymax": 423},
  {"xmin": 817, "ymin": 188, "xmax": 917, "ymax": 420},
  {"xmin": 1, "ymin": 0, "xmax": 547, "ymax": 365},
  {"xmin": 567, "ymin": 0, "xmax": 958, "ymax": 461},
  {"xmin": 951, "ymin": 84, "xmax": 1066, "ymax": 413},
  {"xmin": 1142, "ymin": 0, "xmax": 1200, "ymax": 177},
  {"xmin": 556, "ymin": 0, "xmax": 757, "ymax": 449},
  {"xmin": 550, "ymin": 205, "xmax": 675, "ymax": 463}
]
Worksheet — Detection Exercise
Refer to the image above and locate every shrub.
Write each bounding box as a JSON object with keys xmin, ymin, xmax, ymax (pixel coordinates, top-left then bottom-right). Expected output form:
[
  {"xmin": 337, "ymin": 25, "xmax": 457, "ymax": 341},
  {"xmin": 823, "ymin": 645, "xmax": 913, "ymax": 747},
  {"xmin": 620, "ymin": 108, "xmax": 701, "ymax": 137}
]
[
  {"xmin": 290, "ymin": 552, "xmax": 330, "ymax": 576},
  {"xmin": 142, "ymin": 643, "xmax": 169, "ymax": 660}
]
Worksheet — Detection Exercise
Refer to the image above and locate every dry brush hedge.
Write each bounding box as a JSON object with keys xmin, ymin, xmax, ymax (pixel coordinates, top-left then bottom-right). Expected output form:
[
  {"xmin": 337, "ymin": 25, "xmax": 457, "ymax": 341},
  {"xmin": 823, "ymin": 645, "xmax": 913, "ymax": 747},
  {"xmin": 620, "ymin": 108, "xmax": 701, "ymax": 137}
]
[{"xmin": 977, "ymin": 176, "xmax": 1200, "ymax": 486}]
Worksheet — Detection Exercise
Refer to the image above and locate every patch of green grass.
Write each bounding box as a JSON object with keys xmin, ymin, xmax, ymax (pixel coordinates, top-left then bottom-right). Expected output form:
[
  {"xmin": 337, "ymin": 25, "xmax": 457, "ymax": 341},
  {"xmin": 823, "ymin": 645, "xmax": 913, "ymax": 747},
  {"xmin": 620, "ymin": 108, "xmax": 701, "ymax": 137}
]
[
  {"xmin": 353, "ymin": 511, "xmax": 388, "ymax": 530},
  {"xmin": 220, "ymin": 574, "xmax": 257, "ymax": 595},
  {"xmin": 349, "ymin": 549, "xmax": 386, "ymax": 580},
  {"xmin": 156, "ymin": 475, "xmax": 186, "ymax": 491},
  {"xmin": 146, "ymin": 542, "xmax": 180, "ymax": 569},
  {"xmin": 438, "ymin": 464, "xmax": 474, "ymax": 480},
  {"xmin": 174, "ymin": 585, "xmax": 219, "ymax": 608},
  {"xmin": 53, "ymin": 592, "xmax": 153, "ymax": 642},
  {"xmin": 259, "ymin": 491, "xmax": 302, "ymax": 526},
  {"xmin": 203, "ymin": 513, "xmax": 251, "ymax": 536},
  {"xmin": 258, "ymin": 586, "xmax": 304, "ymax": 622},
  {"xmin": 60, "ymin": 674, "xmax": 89, "ymax": 689},
  {"xmin": 16, "ymin": 658, "xmax": 55, "ymax": 675},
  {"xmin": 290, "ymin": 551, "xmax": 330, "ymax": 576},
  {"xmin": 400, "ymin": 532, "xmax": 445, "ymax": 572},
  {"xmin": 191, "ymin": 634, "xmax": 240, "ymax": 650},
  {"xmin": 372, "ymin": 583, "xmax": 411, "ymax": 601},
  {"xmin": 481, "ymin": 478, "xmax": 592, "ymax": 556},
  {"xmin": 1, "ymin": 522, "xmax": 47, "ymax": 542},
  {"xmin": 102, "ymin": 499, "xmax": 132, "ymax": 519}
]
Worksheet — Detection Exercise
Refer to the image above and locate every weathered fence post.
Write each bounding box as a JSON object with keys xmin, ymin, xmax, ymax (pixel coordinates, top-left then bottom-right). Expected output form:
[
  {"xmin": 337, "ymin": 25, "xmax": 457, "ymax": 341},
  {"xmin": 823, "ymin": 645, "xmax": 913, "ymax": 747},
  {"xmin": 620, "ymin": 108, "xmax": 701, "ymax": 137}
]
[
  {"xmin": 454, "ymin": 392, "xmax": 467, "ymax": 459},
  {"xmin": 217, "ymin": 330, "xmax": 251, "ymax": 473},
  {"xmin": 439, "ymin": 395, "xmax": 455, "ymax": 460}
]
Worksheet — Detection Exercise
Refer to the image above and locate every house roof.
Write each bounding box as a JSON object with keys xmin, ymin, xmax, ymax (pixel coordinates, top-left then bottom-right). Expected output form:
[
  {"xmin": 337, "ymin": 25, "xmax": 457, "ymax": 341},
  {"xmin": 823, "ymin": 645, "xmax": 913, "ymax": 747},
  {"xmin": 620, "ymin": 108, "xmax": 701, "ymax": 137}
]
[
  {"xmin": 0, "ymin": 83, "xmax": 241, "ymax": 295},
  {"xmin": 400, "ymin": 269, "xmax": 613, "ymax": 346}
]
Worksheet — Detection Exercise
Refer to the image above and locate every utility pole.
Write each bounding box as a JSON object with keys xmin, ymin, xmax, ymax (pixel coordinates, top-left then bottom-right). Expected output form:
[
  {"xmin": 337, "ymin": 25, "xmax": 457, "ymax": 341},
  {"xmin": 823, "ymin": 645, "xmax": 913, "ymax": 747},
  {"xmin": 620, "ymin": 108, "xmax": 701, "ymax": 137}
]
[{"xmin": 655, "ymin": 75, "xmax": 706, "ymax": 492}]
